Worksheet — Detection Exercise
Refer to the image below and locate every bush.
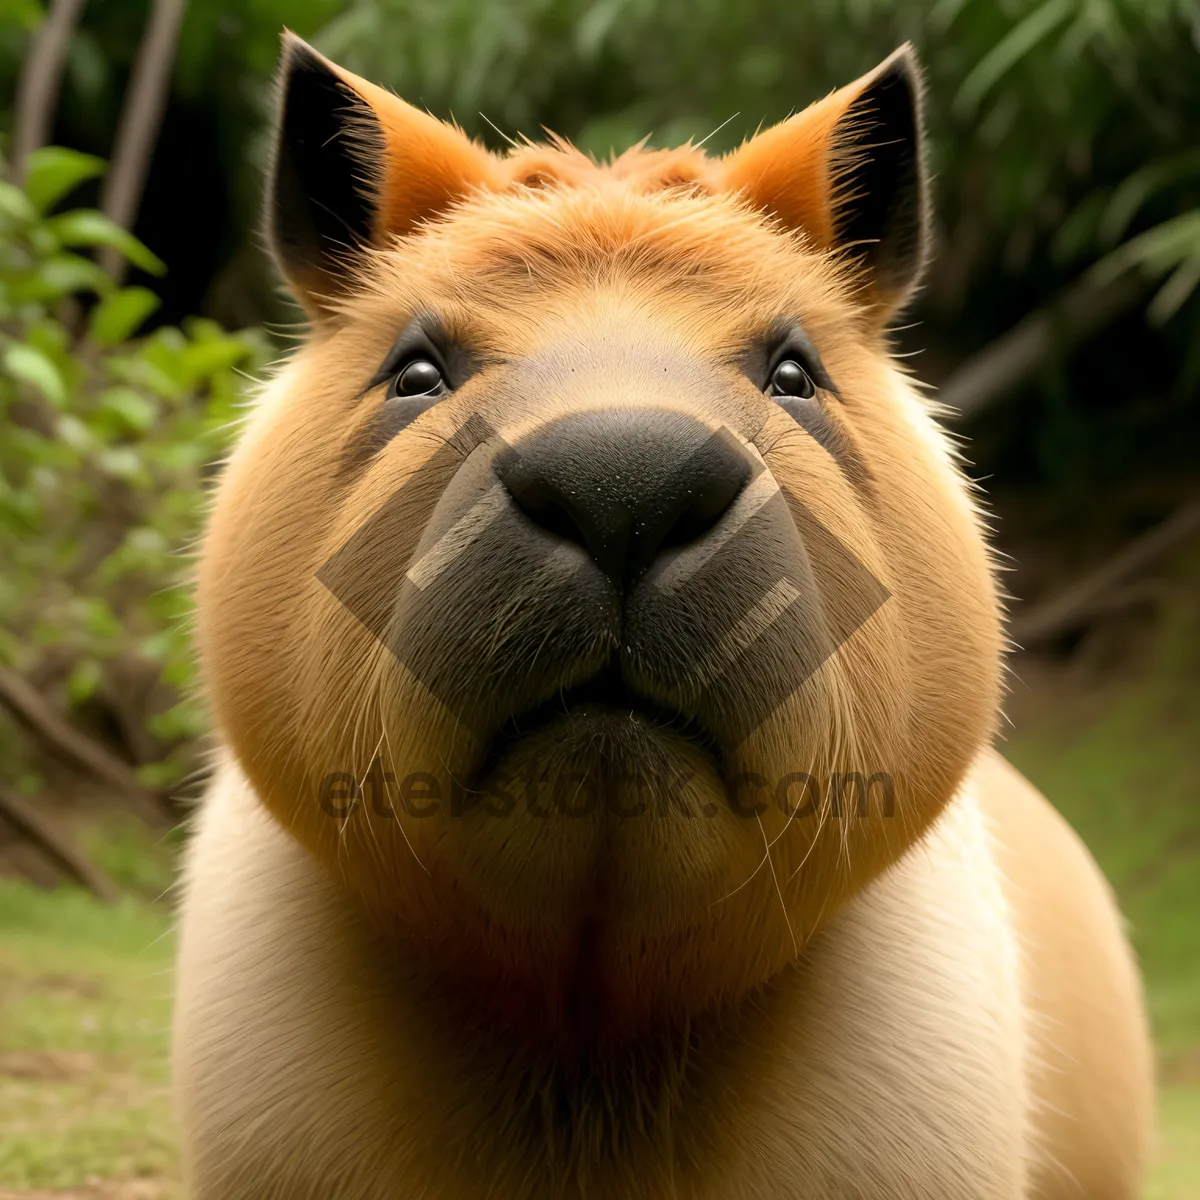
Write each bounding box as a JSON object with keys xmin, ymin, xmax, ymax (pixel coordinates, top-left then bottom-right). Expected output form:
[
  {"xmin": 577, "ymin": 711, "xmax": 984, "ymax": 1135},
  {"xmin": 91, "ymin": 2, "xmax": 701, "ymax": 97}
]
[{"xmin": 0, "ymin": 147, "xmax": 268, "ymax": 789}]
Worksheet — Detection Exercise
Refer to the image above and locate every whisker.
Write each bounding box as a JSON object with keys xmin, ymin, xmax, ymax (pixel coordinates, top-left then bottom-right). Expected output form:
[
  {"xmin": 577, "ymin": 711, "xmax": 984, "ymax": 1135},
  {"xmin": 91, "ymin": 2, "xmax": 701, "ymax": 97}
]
[{"xmin": 758, "ymin": 814, "xmax": 798, "ymax": 957}]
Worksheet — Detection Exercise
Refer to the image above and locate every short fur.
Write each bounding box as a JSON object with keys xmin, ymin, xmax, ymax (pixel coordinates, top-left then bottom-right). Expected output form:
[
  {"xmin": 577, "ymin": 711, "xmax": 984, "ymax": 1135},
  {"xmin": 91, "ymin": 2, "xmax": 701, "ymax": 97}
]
[{"xmin": 175, "ymin": 35, "xmax": 1154, "ymax": 1198}]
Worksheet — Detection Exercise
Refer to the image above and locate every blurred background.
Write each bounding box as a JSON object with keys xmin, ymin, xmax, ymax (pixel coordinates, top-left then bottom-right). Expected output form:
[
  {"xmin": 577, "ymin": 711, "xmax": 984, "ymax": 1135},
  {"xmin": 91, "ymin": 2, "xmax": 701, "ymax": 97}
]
[{"xmin": 0, "ymin": 0, "xmax": 1197, "ymax": 1195}]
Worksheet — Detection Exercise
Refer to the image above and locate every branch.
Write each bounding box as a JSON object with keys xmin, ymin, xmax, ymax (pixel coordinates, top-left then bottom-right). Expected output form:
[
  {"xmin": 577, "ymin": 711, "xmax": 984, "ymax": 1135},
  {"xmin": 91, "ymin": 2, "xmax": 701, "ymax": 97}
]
[
  {"xmin": 940, "ymin": 271, "xmax": 1145, "ymax": 422},
  {"xmin": 9, "ymin": 0, "xmax": 89, "ymax": 181},
  {"xmin": 0, "ymin": 664, "xmax": 168, "ymax": 824},
  {"xmin": 1010, "ymin": 499, "xmax": 1200, "ymax": 645},
  {"xmin": 0, "ymin": 783, "xmax": 120, "ymax": 901},
  {"xmin": 98, "ymin": 0, "xmax": 188, "ymax": 279}
]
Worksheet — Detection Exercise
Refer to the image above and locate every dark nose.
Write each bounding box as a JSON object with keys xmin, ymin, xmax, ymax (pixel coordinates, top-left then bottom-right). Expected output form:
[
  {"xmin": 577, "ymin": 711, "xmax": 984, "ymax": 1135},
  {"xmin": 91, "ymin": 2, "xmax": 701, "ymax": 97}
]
[{"xmin": 495, "ymin": 409, "xmax": 752, "ymax": 590}]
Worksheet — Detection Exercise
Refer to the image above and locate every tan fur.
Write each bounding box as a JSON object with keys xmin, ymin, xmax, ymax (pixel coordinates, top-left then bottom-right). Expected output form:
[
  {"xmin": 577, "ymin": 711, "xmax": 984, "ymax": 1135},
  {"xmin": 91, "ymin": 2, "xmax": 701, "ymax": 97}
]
[{"xmin": 175, "ymin": 40, "xmax": 1153, "ymax": 1198}]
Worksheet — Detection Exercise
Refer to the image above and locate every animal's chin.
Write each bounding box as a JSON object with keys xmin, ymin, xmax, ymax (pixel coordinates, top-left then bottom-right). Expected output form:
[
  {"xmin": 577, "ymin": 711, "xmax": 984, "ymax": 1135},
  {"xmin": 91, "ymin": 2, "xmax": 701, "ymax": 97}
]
[
  {"xmin": 401, "ymin": 668, "xmax": 781, "ymax": 1043},
  {"xmin": 434, "ymin": 665, "xmax": 738, "ymax": 932},
  {"xmin": 433, "ymin": 701, "xmax": 743, "ymax": 1043},
  {"xmin": 469, "ymin": 663, "xmax": 722, "ymax": 794}
]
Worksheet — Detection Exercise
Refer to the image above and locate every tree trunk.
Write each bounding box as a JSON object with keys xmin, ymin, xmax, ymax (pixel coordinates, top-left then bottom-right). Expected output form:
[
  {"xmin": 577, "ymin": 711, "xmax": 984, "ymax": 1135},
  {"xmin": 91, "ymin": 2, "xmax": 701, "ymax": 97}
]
[
  {"xmin": 98, "ymin": 0, "xmax": 188, "ymax": 279},
  {"xmin": 0, "ymin": 784, "xmax": 120, "ymax": 901},
  {"xmin": 939, "ymin": 272, "xmax": 1144, "ymax": 422},
  {"xmin": 0, "ymin": 665, "xmax": 170, "ymax": 825},
  {"xmin": 9, "ymin": 0, "xmax": 88, "ymax": 181},
  {"xmin": 1010, "ymin": 499, "xmax": 1200, "ymax": 645}
]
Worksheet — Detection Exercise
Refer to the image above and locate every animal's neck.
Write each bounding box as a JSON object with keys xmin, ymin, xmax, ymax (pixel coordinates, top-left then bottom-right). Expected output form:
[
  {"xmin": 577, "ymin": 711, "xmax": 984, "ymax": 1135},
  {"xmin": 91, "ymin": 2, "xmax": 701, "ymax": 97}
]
[{"xmin": 390, "ymin": 947, "xmax": 783, "ymax": 1194}]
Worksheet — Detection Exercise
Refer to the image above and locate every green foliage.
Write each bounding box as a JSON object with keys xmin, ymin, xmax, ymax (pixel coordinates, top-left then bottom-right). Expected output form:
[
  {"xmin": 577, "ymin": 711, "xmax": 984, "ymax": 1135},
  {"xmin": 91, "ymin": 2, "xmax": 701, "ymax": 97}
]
[
  {"xmin": 45, "ymin": 207, "xmax": 167, "ymax": 275},
  {"xmin": 84, "ymin": 815, "xmax": 180, "ymax": 898},
  {"xmin": 0, "ymin": 151, "xmax": 267, "ymax": 784},
  {"xmin": 311, "ymin": 0, "xmax": 1200, "ymax": 497},
  {"xmin": 0, "ymin": 1, "xmax": 1193, "ymax": 794},
  {"xmin": 317, "ymin": 0, "xmax": 1200, "ymax": 321},
  {"xmin": 22, "ymin": 147, "xmax": 107, "ymax": 216}
]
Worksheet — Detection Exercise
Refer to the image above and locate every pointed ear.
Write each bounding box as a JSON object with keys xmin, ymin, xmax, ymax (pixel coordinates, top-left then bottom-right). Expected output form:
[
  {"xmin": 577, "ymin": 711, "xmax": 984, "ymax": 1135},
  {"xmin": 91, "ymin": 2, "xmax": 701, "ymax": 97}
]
[
  {"xmin": 722, "ymin": 45, "xmax": 929, "ymax": 317},
  {"xmin": 266, "ymin": 34, "xmax": 498, "ymax": 315}
]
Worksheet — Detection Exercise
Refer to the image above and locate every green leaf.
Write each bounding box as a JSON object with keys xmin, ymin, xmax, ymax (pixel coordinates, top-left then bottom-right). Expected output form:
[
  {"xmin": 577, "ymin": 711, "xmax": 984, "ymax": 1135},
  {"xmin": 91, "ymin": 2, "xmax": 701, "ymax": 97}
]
[
  {"xmin": 0, "ymin": 180, "xmax": 36, "ymax": 225},
  {"xmin": 15, "ymin": 253, "xmax": 112, "ymax": 302},
  {"xmin": 23, "ymin": 147, "xmax": 107, "ymax": 215},
  {"xmin": 98, "ymin": 386, "xmax": 159, "ymax": 432},
  {"xmin": 55, "ymin": 414, "xmax": 91, "ymax": 450},
  {"xmin": 1100, "ymin": 151, "xmax": 1200, "ymax": 247},
  {"xmin": 127, "ymin": 526, "xmax": 168, "ymax": 556},
  {"xmin": 106, "ymin": 353, "xmax": 184, "ymax": 400},
  {"xmin": 67, "ymin": 658, "xmax": 104, "ymax": 705},
  {"xmin": 89, "ymin": 286, "xmax": 161, "ymax": 345},
  {"xmin": 71, "ymin": 595, "xmax": 122, "ymax": 640},
  {"xmin": 138, "ymin": 631, "xmax": 174, "ymax": 662},
  {"xmin": 3, "ymin": 343, "xmax": 67, "ymax": 407},
  {"xmin": 574, "ymin": 0, "xmax": 624, "ymax": 60},
  {"xmin": 45, "ymin": 210, "xmax": 167, "ymax": 275},
  {"xmin": 1091, "ymin": 212, "xmax": 1200, "ymax": 284},
  {"xmin": 138, "ymin": 759, "xmax": 186, "ymax": 789},
  {"xmin": 0, "ymin": 0, "xmax": 44, "ymax": 32},
  {"xmin": 178, "ymin": 337, "xmax": 251, "ymax": 386},
  {"xmin": 1147, "ymin": 257, "xmax": 1200, "ymax": 326},
  {"xmin": 955, "ymin": 0, "xmax": 1074, "ymax": 116},
  {"xmin": 96, "ymin": 446, "xmax": 145, "ymax": 481}
]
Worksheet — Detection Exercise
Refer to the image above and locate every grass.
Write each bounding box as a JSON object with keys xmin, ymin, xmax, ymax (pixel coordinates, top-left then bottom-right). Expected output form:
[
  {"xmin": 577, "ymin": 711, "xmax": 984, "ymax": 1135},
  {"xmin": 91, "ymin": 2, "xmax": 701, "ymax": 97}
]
[
  {"xmin": 0, "ymin": 883, "xmax": 178, "ymax": 1195},
  {"xmin": 1150, "ymin": 1087, "xmax": 1200, "ymax": 1200},
  {"xmin": 1005, "ymin": 667, "xmax": 1200, "ymax": 1060},
  {"xmin": 0, "ymin": 660, "xmax": 1196, "ymax": 1195},
  {"xmin": 1004, "ymin": 649, "xmax": 1200, "ymax": 1198}
]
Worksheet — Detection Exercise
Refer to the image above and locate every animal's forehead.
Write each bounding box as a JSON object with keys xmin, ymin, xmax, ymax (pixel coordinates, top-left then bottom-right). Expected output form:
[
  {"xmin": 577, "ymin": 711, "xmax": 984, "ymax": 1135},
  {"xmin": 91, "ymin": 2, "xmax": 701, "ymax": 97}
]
[
  {"xmin": 343, "ymin": 183, "xmax": 862, "ymax": 352},
  {"xmin": 496, "ymin": 139, "xmax": 724, "ymax": 194}
]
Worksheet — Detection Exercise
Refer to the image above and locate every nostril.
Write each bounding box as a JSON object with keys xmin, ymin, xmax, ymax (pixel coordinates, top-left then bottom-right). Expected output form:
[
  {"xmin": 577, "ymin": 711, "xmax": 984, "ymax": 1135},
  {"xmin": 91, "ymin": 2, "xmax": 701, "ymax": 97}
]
[
  {"xmin": 658, "ymin": 469, "xmax": 749, "ymax": 555},
  {"xmin": 505, "ymin": 478, "xmax": 593, "ymax": 550},
  {"xmin": 494, "ymin": 410, "xmax": 752, "ymax": 592}
]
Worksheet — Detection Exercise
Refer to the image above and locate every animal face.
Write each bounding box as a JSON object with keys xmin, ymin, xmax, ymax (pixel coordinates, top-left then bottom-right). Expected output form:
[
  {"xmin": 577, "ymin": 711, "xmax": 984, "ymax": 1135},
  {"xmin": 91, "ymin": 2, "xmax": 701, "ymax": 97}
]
[{"xmin": 197, "ymin": 37, "xmax": 1002, "ymax": 1040}]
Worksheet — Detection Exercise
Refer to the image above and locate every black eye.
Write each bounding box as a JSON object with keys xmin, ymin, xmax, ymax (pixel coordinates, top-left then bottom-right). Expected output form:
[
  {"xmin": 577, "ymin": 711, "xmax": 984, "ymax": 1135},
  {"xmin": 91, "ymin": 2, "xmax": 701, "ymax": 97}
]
[
  {"xmin": 388, "ymin": 358, "xmax": 446, "ymax": 399},
  {"xmin": 767, "ymin": 359, "xmax": 816, "ymax": 400}
]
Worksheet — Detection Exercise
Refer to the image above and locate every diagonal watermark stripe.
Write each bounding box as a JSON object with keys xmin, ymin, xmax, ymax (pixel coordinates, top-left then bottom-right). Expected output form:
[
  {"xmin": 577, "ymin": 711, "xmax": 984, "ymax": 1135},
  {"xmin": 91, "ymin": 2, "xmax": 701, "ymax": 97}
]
[{"xmin": 317, "ymin": 414, "xmax": 889, "ymax": 747}]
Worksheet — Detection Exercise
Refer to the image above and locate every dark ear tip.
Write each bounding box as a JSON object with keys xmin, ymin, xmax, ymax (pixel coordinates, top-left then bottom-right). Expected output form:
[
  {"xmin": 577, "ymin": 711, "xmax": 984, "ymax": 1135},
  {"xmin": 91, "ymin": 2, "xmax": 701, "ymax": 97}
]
[
  {"xmin": 864, "ymin": 44, "xmax": 925, "ymax": 115},
  {"xmin": 876, "ymin": 42, "xmax": 922, "ymax": 86},
  {"xmin": 836, "ymin": 42, "xmax": 930, "ymax": 314},
  {"xmin": 277, "ymin": 31, "xmax": 337, "ymax": 89},
  {"xmin": 266, "ymin": 31, "xmax": 380, "ymax": 316},
  {"xmin": 845, "ymin": 43, "xmax": 926, "ymax": 162}
]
